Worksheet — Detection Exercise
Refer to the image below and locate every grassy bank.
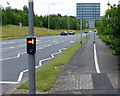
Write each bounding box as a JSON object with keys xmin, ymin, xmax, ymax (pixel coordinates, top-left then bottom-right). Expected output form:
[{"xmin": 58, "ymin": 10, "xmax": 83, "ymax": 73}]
[
  {"xmin": 18, "ymin": 35, "xmax": 90, "ymax": 92},
  {"xmin": 1, "ymin": 25, "xmax": 94, "ymax": 39},
  {"xmin": 1, "ymin": 25, "xmax": 78, "ymax": 39}
]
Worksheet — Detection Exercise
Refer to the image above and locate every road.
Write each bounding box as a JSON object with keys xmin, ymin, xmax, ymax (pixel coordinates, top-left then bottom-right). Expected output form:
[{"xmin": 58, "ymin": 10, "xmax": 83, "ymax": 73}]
[{"xmin": 1, "ymin": 33, "xmax": 89, "ymax": 94}]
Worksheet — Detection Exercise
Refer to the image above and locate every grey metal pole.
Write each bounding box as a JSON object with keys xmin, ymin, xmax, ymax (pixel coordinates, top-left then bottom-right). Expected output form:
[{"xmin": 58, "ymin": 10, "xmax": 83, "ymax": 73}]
[
  {"xmin": 86, "ymin": 33, "xmax": 87, "ymax": 38},
  {"xmin": 48, "ymin": 4, "xmax": 50, "ymax": 34},
  {"xmin": 28, "ymin": 0, "xmax": 36, "ymax": 94},
  {"xmin": 80, "ymin": 19, "xmax": 82, "ymax": 44},
  {"xmin": 48, "ymin": 3, "xmax": 55, "ymax": 34},
  {"xmin": 68, "ymin": 16, "xmax": 69, "ymax": 30},
  {"xmin": 94, "ymin": 30, "xmax": 95, "ymax": 43}
]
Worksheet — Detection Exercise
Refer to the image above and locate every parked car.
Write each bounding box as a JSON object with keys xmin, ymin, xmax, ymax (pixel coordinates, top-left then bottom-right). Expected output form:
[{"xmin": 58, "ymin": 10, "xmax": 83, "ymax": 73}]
[
  {"xmin": 60, "ymin": 31, "xmax": 68, "ymax": 36},
  {"xmin": 69, "ymin": 31, "xmax": 75, "ymax": 35}
]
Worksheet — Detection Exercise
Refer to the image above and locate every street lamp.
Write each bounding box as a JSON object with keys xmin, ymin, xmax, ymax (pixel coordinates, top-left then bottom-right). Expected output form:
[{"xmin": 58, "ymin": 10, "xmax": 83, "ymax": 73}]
[{"xmin": 48, "ymin": 3, "xmax": 55, "ymax": 34}]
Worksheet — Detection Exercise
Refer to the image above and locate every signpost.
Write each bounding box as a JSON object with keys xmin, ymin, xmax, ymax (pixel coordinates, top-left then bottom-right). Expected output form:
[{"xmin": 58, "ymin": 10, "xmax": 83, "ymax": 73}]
[
  {"xmin": 80, "ymin": 19, "xmax": 82, "ymax": 44},
  {"xmin": 19, "ymin": 22, "xmax": 22, "ymax": 29},
  {"xmin": 27, "ymin": 0, "xmax": 36, "ymax": 94},
  {"xmin": 93, "ymin": 30, "xmax": 96, "ymax": 43}
]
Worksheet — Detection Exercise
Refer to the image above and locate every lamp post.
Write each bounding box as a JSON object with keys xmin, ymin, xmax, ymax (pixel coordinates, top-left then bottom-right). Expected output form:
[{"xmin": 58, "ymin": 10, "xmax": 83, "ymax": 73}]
[
  {"xmin": 80, "ymin": 19, "xmax": 82, "ymax": 44},
  {"xmin": 48, "ymin": 3, "xmax": 55, "ymax": 34},
  {"xmin": 68, "ymin": 16, "xmax": 70, "ymax": 31}
]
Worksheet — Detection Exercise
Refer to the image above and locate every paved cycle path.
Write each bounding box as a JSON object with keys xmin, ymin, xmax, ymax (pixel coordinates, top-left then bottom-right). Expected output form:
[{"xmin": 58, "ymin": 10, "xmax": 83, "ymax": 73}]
[{"xmin": 51, "ymin": 35, "xmax": 119, "ymax": 95}]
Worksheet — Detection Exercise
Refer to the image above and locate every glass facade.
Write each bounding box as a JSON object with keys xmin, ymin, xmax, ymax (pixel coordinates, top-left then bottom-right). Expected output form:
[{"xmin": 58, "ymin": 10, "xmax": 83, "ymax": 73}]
[{"xmin": 76, "ymin": 3, "xmax": 100, "ymax": 20}]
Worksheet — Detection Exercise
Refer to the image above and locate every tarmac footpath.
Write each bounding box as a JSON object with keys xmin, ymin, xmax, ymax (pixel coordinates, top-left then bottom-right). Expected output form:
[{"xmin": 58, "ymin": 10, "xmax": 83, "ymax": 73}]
[{"xmin": 50, "ymin": 35, "xmax": 119, "ymax": 95}]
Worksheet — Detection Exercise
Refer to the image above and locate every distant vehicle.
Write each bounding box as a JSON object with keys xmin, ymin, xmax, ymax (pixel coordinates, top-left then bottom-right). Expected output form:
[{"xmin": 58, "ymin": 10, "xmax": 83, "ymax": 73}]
[
  {"xmin": 89, "ymin": 30, "xmax": 92, "ymax": 33},
  {"xmin": 84, "ymin": 31, "xmax": 88, "ymax": 33},
  {"xmin": 94, "ymin": 30, "xmax": 97, "ymax": 32},
  {"xmin": 60, "ymin": 31, "xmax": 68, "ymax": 36},
  {"xmin": 69, "ymin": 31, "xmax": 75, "ymax": 35}
]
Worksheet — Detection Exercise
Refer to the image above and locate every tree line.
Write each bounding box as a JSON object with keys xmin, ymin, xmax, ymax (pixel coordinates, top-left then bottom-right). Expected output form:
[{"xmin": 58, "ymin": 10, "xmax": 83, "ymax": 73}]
[
  {"xmin": 1, "ymin": 5, "xmax": 87, "ymax": 30},
  {"xmin": 97, "ymin": 4, "xmax": 120, "ymax": 57}
]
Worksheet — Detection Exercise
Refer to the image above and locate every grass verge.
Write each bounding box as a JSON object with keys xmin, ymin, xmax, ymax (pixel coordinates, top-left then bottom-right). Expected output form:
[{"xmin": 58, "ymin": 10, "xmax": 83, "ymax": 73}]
[
  {"xmin": 1, "ymin": 25, "xmax": 94, "ymax": 39},
  {"xmin": 18, "ymin": 35, "xmax": 91, "ymax": 91}
]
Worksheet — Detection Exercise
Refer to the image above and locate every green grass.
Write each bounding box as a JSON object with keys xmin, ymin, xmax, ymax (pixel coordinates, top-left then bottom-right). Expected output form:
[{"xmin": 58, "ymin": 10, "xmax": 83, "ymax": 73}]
[
  {"xmin": 1, "ymin": 25, "xmax": 94, "ymax": 39},
  {"xmin": 18, "ymin": 35, "xmax": 91, "ymax": 91}
]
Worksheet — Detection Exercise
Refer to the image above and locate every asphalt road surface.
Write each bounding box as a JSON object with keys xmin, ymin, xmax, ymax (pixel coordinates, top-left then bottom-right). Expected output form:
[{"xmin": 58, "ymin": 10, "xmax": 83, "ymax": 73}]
[{"xmin": 1, "ymin": 33, "xmax": 90, "ymax": 94}]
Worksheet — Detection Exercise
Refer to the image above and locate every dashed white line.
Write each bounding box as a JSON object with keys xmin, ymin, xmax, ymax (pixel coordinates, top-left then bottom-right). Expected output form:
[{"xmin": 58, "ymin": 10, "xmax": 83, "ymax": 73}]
[
  {"xmin": 2, "ymin": 42, "xmax": 15, "ymax": 45},
  {"xmin": 17, "ymin": 45, "xmax": 25, "ymax": 47},
  {"xmin": 9, "ymin": 47, "xmax": 15, "ymax": 49}
]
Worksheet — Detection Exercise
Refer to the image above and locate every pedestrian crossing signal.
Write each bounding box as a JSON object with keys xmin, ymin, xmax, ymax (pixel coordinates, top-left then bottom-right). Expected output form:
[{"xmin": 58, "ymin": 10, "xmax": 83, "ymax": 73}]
[
  {"xmin": 28, "ymin": 39, "xmax": 35, "ymax": 44},
  {"xmin": 27, "ymin": 37, "xmax": 36, "ymax": 54}
]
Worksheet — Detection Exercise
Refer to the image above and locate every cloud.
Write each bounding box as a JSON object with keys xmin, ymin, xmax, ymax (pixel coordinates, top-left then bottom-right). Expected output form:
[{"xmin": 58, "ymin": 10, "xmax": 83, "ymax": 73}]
[{"xmin": 0, "ymin": 0, "xmax": 119, "ymax": 16}]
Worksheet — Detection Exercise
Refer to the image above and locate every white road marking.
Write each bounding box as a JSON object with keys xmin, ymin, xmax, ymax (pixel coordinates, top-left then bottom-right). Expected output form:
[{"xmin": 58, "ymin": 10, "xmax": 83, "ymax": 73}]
[
  {"xmin": 0, "ymin": 52, "xmax": 26, "ymax": 61},
  {"xmin": 0, "ymin": 48, "xmax": 67, "ymax": 84},
  {"xmin": 0, "ymin": 81, "xmax": 19, "ymax": 84},
  {"xmin": 94, "ymin": 43, "xmax": 101, "ymax": 73},
  {"xmin": 9, "ymin": 47, "xmax": 15, "ymax": 49},
  {"xmin": 2, "ymin": 42, "xmax": 15, "ymax": 45},
  {"xmin": 17, "ymin": 45, "xmax": 25, "ymax": 47},
  {"xmin": 70, "ymin": 41, "xmax": 74, "ymax": 43},
  {"xmin": 53, "ymin": 40, "xmax": 56, "ymax": 42},
  {"xmin": 55, "ymin": 42, "xmax": 60, "ymax": 44},
  {"xmin": 45, "ymin": 45, "xmax": 52, "ymax": 48},
  {"xmin": 61, "ymin": 41, "xmax": 64, "ymax": 43}
]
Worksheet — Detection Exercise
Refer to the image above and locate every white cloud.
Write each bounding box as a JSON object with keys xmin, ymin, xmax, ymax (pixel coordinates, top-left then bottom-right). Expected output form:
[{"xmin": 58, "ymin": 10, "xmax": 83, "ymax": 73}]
[{"xmin": 0, "ymin": 0, "xmax": 119, "ymax": 16}]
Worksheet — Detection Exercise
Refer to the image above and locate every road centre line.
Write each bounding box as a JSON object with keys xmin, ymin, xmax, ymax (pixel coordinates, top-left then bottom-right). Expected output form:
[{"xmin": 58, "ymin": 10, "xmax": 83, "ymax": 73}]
[
  {"xmin": 0, "ymin": 48, "xmax": 67, "ymax": 84},
  {"xmin": 9, "ymin": 47, "xmax": 15, "ymax": 49},
  {"xmin": 1, "ymin": 40, "xmax": 65, "ymax": 61},
  {"xmin": 2, "ymin": 42, "xmax": 15, "ymax": 45},
  {"xmin": 94, "ymin": 43, "xmax": 101, "ymax": 73},
  {"xmin": 17, "ymin": 45, "xmax": 25, "ymax": 47}
]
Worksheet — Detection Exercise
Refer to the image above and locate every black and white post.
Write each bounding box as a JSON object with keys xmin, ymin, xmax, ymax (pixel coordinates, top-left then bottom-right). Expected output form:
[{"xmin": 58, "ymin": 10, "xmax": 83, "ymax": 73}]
[{"xmin": 28, "ymin": 0, "xmax": 36, "ymax": 94}]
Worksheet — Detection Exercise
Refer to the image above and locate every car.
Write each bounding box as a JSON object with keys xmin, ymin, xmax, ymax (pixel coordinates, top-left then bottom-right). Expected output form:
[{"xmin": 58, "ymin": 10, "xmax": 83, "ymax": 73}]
[
  {"xmin": 84, "ymin": 31, "xmax": 88, "ymax": 33},
  {"xmin": 89, "ymin": 30, "xmax": 92, "ymax": 33},
  {"xmin": 60, "ymin": 31, "xmax": 68, "ymax": 36},
  {"xmin": 69, "ymin": 31, "xmax": 75, "ymax": 35}
]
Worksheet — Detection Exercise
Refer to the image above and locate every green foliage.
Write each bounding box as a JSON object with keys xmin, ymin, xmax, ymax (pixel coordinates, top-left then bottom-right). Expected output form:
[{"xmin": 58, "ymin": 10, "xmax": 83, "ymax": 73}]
[
  {"xmin": 1, "ymin": 6, "xmax": 87, "ymax": 30},
  {"xmin": 97, "ymin": 4, "xmax": 120, "ymax": 56}
]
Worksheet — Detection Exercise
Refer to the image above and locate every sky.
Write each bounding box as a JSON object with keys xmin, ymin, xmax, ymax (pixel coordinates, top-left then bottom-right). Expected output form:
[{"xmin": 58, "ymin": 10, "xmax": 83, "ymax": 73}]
[{"xmin": 0, "ymin": 0, "xmax": 119, "ymax": 16}]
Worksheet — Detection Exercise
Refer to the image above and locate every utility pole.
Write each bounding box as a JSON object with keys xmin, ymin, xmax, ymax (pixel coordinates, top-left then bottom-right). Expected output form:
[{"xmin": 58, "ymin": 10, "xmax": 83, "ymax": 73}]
[
  {"xmin": 108, "ymin": 0, "xmax": 110, "ymax": 19},
  {"xmin": 80, "ymin": 4, "xmax": 82, "ymax": 44},
  {"xmin": 68, "ymin": 16, "xmax": 70, "ymax": 31},
  {"xmin": 27, "ymin": 0, "xmax": 36, "ymax": 94},
  {"xmin": 80, "ymin": 19, "xmax": 82, "ymax": 44},
  {"xmin": 93, "ymin": 29, "xmax": 96, "ymax": 43},
  {"xmin": 48, "ymin": 3, "xmax": 55, "ymax": 34}
]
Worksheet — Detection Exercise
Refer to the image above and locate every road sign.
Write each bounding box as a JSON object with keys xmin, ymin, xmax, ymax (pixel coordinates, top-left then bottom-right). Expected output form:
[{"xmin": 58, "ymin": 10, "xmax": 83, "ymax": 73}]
[{"xmin": 89, "ymin": 21, "xmax": 95, "ymax": 28}]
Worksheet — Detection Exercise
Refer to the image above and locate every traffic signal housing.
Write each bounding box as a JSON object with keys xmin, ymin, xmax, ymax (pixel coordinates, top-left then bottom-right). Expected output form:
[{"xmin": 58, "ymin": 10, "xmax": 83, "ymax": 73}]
[{"xmin": 27, "ymin": 37, "xmax": 36, "ymax": 54}]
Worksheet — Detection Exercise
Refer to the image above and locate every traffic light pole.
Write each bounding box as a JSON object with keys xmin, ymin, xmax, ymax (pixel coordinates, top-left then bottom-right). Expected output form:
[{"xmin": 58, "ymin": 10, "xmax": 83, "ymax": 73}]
[{"xmin": 28, "ymin": 0, "xmax": 36, "ymax": 94}]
